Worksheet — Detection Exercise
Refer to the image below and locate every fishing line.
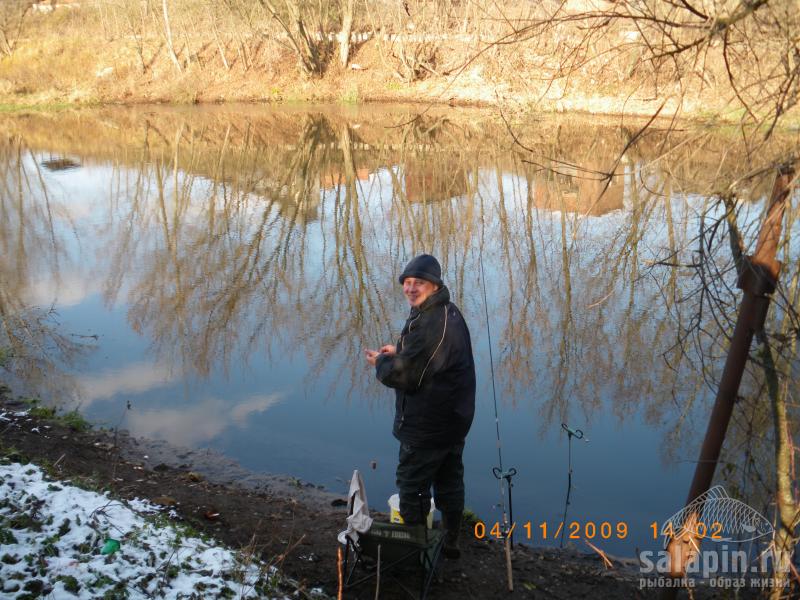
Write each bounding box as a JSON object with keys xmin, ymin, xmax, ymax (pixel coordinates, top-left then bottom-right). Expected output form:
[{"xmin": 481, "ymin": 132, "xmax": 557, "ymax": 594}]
[{"xmin": 478, "ymin": 250, "xmax": 517, "ymax": 547}]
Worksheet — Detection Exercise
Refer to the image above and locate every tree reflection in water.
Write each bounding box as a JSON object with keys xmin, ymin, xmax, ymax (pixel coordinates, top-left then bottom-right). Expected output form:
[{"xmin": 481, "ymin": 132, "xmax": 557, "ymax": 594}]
[
  {"xmin": 0, "ymin": 135, "xmax": 90, "ymax": 400},
  {"xmin": 0, "ymin": 106, "xmax": 798, "ymax": 520}
]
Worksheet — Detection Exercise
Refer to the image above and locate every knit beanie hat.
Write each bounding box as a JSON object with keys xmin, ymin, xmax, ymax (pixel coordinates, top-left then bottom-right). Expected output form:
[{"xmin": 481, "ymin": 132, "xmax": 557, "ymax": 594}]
[{"xmin": 398, "ymin": 254, "xmax": 443, "ymax": 287}]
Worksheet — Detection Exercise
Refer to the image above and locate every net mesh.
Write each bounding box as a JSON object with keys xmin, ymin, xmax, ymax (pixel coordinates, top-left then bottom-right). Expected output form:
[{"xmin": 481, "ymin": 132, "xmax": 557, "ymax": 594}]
[{"xmin": 661, "ymin": 485, "xmax": 773, "ymax": 544}]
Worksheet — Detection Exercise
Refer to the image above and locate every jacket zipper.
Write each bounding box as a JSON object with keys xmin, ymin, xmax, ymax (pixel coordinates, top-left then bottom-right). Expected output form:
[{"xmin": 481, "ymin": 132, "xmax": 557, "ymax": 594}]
[{"xmin": 397, "ymin": 312, "xmax": 419, "ymax": 429}]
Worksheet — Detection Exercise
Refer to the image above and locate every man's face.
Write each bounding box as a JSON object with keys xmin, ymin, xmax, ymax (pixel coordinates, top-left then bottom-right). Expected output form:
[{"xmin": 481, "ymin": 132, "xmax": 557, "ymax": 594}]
[{"xmin": 403, "ymin": 277, "xmax": 438, "ymax": 308}]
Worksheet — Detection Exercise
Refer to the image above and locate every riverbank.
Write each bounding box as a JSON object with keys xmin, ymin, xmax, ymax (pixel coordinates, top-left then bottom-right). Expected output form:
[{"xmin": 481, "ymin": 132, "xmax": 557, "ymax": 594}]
[
  {"xmin": 0, "ymin": 19, "xmax": 666, "ymax": 115},
  {"xmin": 0, "ymin": 46, "xmax": 730, "ymax": 122},
  {"xmin": 0, "ymin": 39, "xmax": 687, "ymax": 119},
  {"xmin": 2, "ymin": 3, "xmax": 798, "ymax": 129},
  {"xmin": 0, "ymin": 387, "xmax": 767, "ymax": 599},
  {"xmin": 0, "ymin": 392, "xmax": 645, "ymax": 598}
]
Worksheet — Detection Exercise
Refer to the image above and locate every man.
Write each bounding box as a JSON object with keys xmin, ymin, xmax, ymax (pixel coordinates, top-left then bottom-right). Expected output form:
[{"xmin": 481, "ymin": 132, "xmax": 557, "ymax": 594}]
[{"xmin": 365, "ymin": 254, "xmax": 476, "ymax": 558}]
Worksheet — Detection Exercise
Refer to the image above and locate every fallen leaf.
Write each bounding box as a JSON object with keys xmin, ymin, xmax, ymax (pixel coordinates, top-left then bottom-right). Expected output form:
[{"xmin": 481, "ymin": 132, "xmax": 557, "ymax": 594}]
[{"xmin": 151, "ymin": 496, "xmax": 177, "ymax": 507}]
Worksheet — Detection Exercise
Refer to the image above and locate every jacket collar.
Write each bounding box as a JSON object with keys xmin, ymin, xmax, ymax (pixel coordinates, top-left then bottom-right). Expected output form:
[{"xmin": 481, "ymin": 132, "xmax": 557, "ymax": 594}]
[{"xmin": 410, "ymin": 285, "xmax": 450, "ymax": 316}]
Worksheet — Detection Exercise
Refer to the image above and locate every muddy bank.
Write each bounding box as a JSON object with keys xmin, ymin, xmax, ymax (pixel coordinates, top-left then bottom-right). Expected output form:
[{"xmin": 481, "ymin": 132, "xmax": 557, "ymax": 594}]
[{"xmin": 0, "ymin": 389, "xmax": 753, "ymax": 599}]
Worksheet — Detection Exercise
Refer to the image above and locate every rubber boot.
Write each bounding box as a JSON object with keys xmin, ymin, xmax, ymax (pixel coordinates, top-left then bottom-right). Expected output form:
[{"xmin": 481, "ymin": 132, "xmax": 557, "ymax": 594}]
[{"xmin": 441, "ymin": 511, "xmax": 462, "ymax": 559}]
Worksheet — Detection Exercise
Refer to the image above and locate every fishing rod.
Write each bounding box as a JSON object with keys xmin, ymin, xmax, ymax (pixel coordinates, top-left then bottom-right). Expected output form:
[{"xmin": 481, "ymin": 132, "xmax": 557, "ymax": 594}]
[
  {"xmin": 559, "ymin": 423, "xmax": 589, "ymax": 548},
  {"xmin": 478, "ymin": 250, "xmax": 517, "ymax": 591}
]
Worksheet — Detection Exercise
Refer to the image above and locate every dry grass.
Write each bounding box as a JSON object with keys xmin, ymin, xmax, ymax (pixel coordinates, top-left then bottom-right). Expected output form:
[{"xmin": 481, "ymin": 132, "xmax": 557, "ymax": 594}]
[{"xmin": 0, "ymin": 1, "xmax": 796, "ymax": 127}]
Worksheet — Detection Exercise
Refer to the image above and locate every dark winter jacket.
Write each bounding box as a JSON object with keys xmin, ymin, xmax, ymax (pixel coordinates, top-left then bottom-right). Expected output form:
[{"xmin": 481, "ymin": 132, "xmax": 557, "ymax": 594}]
[{"xmin": 375, "ymin": 285, "xmax": 476, "ymax": 448}]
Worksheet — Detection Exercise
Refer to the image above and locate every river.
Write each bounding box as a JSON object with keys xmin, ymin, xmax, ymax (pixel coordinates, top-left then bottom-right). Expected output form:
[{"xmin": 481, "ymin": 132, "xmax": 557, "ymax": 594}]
[{"xmin": 1, "ymin": 103, "xmax": 795, "ymax": 556}]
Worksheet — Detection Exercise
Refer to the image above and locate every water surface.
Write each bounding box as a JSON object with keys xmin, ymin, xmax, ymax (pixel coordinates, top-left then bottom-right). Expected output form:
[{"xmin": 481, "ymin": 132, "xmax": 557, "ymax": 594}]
[{"xmin": 1, "ymin": 104, "xmax": 795, "ymax": 555}]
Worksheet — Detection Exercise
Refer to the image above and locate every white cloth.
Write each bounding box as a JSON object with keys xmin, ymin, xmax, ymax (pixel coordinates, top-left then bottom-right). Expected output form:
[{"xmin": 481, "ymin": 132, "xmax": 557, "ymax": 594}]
[{"xmin": 337, "ymin": 469, "xmax": 374, "ymax": 545}]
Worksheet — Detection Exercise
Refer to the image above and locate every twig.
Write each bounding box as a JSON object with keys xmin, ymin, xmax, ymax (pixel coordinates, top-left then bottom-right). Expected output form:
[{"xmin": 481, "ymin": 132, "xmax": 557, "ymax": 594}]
[
  {"xmin": 337, "ymin": 546, "xmax": 343, "ymax": 600},
  {"xmin": 88, "ymin": 500, "xmax": 129, "ymax": 537},
  {"xmin": 236, "ymin": 531, "xmax": 263, "ymax": 599},
  {"xmin": 374, "ymin": 543, "xmax": 381, "ymax": 600},
  {"xmin": 504, "ymin": 534, "xmax": 514, "ymax": 591},
  {"xmin": 584, "ymin": 539, "xmax": 614, "ymax": 569},
  {"xmin": 155, "ymin": 545, "xmax": 180, "ymax": 595},
  {"xmin": 586, "ymin": 289, "xmax": 614, "ymax": 309},
  {"xmin": 273, "ymin": 533, "xmax": 307, "ymax": 572}
]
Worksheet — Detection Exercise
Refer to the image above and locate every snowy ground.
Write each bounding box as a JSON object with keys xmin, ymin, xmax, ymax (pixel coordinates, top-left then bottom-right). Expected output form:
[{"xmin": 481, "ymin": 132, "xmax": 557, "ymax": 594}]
[{"xmin": 0, "ymin": 460, "xmax": 327, "ymax": 599}]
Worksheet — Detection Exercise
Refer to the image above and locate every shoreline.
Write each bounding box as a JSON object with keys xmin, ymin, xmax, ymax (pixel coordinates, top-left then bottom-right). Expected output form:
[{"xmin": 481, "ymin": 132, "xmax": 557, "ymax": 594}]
[
  {"xmin": 0, "ymin": 93, "xmax": 778, "ymax": 128},
  {"xmin": 0, "ymin": 390, "xmax": 657, "ymax": 599},
  {"xmin": 1, "ymin": 95, "xmax": 797, "ymax": 142},
  {"xmin": 0, "ymin": 389, "xmax": 761, "ymax": 598}
]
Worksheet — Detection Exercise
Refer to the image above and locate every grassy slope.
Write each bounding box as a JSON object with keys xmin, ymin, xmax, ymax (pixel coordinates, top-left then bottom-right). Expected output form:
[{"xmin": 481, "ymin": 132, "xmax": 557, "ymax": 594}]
[
  {"xmin": 0, "ymin": 6, "xmax": 797, "ymax": 127},
  {"xmin": 0, "ymin": 10, "xmax": 740, "ymax": 119}
]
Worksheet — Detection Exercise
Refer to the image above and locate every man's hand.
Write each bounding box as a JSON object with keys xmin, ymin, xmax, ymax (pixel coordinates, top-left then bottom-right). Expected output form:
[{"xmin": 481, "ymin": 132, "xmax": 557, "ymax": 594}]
[
  {"xmin": 365, "ymin": 345, "xmax": 396, "ymax": 366},
  {"xmin": 364, "ymin": 349, "xmax": 380, "ymax": 366}
]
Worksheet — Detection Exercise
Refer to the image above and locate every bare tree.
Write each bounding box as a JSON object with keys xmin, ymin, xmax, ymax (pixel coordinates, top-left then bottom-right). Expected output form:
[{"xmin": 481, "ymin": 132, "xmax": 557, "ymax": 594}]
[
  {"xmin": 489, "ymin": 0, "xmax": 799, "ymax": 138},
  {"xmin": 257, "ymin": 0, "xmax": 326, "ymax": 76},
  {"xmin": 646, "ymin": 162, "xmax": 798, "ymax": 586},
  {"xmin": 0, "ymin": 0, "xmax": 33, "ymax": 57},
  {"xmin": 121, "ymin": 0, "xmax": 152, "ymax": 74},
  {"xmin": 383, "ymin": 0, "xmax": 446, "ymax": 82}
]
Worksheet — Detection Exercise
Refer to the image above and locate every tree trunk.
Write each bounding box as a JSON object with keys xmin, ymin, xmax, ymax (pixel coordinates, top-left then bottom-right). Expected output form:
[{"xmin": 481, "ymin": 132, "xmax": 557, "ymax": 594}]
[
  {"xmin": 0, "ymin": 1, "xmax": 33, "ymax": 57},
  {"xmin": 764, "ymin": 162, "xmax": 800, "ymax": 599},
  {"xmin": 208, "ymin": 7, "xmax": 230, "ymax": 71},
  {"xmin": 0, "ymin": 30, "xmax": 11, "ymax": 56},
  {"xmin": 765, "ymin": 346, "xmax": 797, "ymax": 599},
  {"xmin": 339, "ymin": 0, "xmax": 355, "ymax": 67},
  {"xmin": 287, "ymin": 3, "xmax": 320, "ymax": 75},
  {"xmin": 161, "ymin": 0, "xmax": 182, "ymax": 72}
]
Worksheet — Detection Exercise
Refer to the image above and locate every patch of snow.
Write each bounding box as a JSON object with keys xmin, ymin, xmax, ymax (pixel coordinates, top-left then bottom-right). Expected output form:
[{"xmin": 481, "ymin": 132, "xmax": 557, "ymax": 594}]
[{"xmin": 0, "ymin": 461, "xmax": 300, "ymax": 599}]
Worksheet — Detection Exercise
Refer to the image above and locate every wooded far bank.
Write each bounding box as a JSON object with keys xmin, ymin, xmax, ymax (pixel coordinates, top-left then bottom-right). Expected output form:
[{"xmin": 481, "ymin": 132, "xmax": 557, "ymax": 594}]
[{"xmin": 0, "ymin": 0, "xmax": 798, "ymax": 127}]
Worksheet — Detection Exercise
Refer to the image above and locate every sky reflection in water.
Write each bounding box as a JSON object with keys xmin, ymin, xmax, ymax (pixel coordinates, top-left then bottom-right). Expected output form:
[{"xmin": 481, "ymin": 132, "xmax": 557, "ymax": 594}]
[{"xmin": 2, "ymin": 104, "xmax": 791, "ymax": 554}]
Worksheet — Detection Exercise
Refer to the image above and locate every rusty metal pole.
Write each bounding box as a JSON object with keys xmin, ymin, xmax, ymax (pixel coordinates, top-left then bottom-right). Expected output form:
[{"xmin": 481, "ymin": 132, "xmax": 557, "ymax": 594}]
[{"xmin": 661, "ymin": 164, "xmax": 796, "ymax": 599}]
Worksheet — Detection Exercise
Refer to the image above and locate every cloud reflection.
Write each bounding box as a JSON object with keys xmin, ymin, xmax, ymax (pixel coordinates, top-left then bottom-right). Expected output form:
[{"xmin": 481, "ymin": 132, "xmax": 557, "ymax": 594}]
[
  {"xmin": 22, "ymin": 271, "xmax": 95, "ymax": 308},
  {"xmin": 77, "ymin": 362, "xmax": 175, "ymax": 405},
  {"xmin": 125, "ymin": 393, "xmax": 283, "ymax": 447}
]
